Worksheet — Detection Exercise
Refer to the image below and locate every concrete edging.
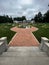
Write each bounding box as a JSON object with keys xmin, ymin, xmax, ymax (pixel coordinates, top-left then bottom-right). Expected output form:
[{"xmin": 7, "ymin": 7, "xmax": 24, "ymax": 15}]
[{"xmin": 0, "ymin": 37, "xmax": 8, "ymax": 55}]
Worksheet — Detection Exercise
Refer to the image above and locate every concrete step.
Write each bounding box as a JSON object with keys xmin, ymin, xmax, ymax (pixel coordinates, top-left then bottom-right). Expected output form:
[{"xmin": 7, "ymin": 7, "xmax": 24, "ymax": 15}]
[
  {"xmin": 0, "ymin": 47, "xmax": 47, "ymax": 57},
  {"xmin": 0, "ymin": 51, "xmax": 47, "ymax": 57},
  {"xmin": 0, "ymin": 46, "xmax": 49, "ymax": 65},
  {"xmin": 7, "ymin": 47, "xmax": 41, "ymax": 52}
]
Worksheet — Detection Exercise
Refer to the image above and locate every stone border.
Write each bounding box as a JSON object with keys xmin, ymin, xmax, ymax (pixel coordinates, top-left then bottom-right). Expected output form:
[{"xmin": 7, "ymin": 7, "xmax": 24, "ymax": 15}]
[
  {"xmin": 40, "ymin": 37, "xmax": 49, "ymax": 56},
  {"xmin": 0, "ymin": 37, "xmax": 8, "ymax": 55}
]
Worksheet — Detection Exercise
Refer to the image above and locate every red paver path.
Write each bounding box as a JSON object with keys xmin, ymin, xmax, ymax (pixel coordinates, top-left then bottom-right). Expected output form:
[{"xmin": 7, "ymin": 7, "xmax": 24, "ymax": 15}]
[{"xmin": 9, "ymin": 27, "xmax": 39, "ymax": 46}]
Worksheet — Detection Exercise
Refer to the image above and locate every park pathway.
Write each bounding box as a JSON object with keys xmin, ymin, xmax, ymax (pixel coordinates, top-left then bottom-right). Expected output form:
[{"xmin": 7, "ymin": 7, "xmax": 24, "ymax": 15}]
[
  {"xmin": 9, "ymin": 26, "xmax": 39, "ymax": 46},
  {"xmin": 0, "ymin": 27, "xmax": 49, "ymax": 65}
]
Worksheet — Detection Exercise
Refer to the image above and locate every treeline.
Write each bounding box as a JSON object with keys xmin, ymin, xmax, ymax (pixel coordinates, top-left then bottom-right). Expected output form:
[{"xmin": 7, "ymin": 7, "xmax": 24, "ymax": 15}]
[
  {"xmin": 14, "ymin": 16, "xmax": 26, "ymax": 21},
  {"xmin": 0, "ymin": 10, "xmax": 49, "ymax": 23},
  {"xmin": 0, "ymin": 15, "xmax": 13, "ymax": 23},
  {"xmin": 32, "ymin": 10, "xmax": 49, "ymax": 23}
]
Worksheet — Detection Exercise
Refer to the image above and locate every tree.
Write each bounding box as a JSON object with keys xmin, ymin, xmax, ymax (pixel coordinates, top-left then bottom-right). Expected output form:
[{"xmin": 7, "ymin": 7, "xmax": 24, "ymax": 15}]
[
  {"xmin": 37, "ymin": 12, "xmax": 42, "ymax": 22},
  {"xmin": 34, "ymin": 12, "xmax": 42, "ymax": 23},
  {"xmin": 43, "ymin": 10, "xmax": 49, "ymax": 23},
  {"xmin": 0, "ymin": 15, "xmax": 13, "ymax": 23},
  {"xmin": 48, "ymin": 4, "xmax": 49, "ymax": 7},
  {"xmin": 31, "ymin": 18, "xmax": 34, "ymax": 21},
  {"xmin": 22, "ymin": 16, "xmax": 26, "ymax": 21},
  {"xmin": 14, "ymin": 16, "xmax": 26, "ymax": 22},
  {"xmin": 34, "ymin": 14, "xmax": 38, "ymax": 22},
  {"xmin": 14, "ymin": 17, "xmax": 22, "ymax": 21}
]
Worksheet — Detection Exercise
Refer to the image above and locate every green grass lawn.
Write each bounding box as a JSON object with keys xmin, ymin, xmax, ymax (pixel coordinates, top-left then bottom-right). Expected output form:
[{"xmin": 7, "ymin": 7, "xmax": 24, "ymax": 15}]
[
  {"xmin": 0, "ymin": 23, "xmax": 17, "ymax": 43},
  {"xmin": 30, "ymin": 23, "xmax": 49, "ymax": 43}
]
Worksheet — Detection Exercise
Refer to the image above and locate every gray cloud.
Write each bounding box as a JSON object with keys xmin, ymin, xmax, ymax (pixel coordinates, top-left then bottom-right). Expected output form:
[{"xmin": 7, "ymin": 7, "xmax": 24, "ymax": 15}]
[{"xmin": 0, "ymin": 0, "xmax": 49, "ymax": 19}]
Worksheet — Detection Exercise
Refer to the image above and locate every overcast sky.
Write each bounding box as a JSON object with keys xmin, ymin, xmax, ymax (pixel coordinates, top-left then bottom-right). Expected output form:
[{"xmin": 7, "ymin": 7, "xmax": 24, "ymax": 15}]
[{"xmin": 0, "ymin": 0, "xmax": 49, "ymax": 19}]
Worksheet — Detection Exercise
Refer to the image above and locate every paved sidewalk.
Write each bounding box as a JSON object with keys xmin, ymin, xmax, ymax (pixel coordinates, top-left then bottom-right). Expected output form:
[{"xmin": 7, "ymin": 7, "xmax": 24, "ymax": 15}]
[{"xmin": 9, "ymin": 27, "xmax": 39, "ymax": 46}]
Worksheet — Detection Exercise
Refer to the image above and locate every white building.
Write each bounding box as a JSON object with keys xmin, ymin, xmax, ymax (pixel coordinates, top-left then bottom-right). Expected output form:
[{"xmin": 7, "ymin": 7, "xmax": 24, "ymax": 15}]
[
  {"xmin": 13, "ymin": 21, "xmax": 18, "ymax": 23},
  {"xmin": 31, "ymin": 20, "xmax": 35, "ymax": 23}
]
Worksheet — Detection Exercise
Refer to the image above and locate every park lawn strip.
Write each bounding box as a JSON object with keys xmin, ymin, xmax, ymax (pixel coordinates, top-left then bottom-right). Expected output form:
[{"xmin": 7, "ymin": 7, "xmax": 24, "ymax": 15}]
[
  {"xmin": 31, "ymin": 23, "xmax": 49, "ymax": 43},
  {"xmin": 0, "ymin": 23, "xmax": 16, "ymax": 43}
]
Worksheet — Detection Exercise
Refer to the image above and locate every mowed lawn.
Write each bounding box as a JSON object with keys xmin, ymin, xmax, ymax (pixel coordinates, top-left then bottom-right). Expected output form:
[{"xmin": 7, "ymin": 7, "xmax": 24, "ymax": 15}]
[
  {"xmin": 31, "ymin": 23, "xmax": 49, "ymax": 43},
  {"xmin": 0, "ymin": 23, "xmax": 49, "ymax": 44},
  {"xmin": 0, "ymin": 23, "xmax": 17, "ymax": 43}
]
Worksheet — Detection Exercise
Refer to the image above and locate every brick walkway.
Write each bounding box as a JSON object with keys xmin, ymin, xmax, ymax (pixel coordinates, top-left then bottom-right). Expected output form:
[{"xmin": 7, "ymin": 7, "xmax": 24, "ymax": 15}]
[{"xmin": 9, "ymin": 27, "xmax": 39, "ymax": 46}]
